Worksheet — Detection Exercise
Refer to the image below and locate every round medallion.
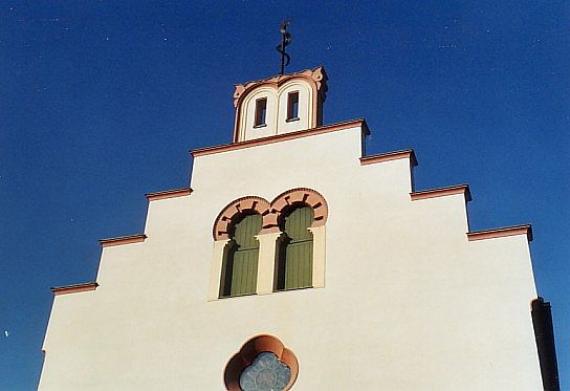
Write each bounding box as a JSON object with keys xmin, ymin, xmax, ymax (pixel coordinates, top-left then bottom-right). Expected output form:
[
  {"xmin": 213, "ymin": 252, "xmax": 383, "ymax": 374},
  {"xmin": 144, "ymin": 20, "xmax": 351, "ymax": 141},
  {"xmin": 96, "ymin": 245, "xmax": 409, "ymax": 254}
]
[
  {"xmin": 224, "ymin": 335, "xmax": 298, "ymax": 391},
  {"xmin": 239, "ymin": 352, "xmax": 291, "ymax": 391}
]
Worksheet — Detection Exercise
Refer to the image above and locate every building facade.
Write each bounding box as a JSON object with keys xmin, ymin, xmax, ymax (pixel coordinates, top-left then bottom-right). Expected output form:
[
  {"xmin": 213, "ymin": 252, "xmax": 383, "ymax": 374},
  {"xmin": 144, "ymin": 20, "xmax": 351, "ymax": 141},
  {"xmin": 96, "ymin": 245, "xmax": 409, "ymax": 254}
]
[{"xmin": 39, "ymin": 67, "xmax": 557, "ymax": 390}]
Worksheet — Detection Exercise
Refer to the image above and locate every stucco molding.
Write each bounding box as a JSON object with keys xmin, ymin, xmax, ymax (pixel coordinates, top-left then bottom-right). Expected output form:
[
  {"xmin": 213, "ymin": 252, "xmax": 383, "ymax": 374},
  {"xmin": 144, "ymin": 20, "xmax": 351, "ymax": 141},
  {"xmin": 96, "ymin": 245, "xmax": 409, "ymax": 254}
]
[
  {"xmin": 99, "ymin": 234, "xmax": 147, "ymax": 248},
  {"xmin": 360, "ymin": 149, "xmax": 418, "ymax": 166},
  {"xmin": 410, "ymin": 184, "xmax": 472, "ymax": 202},
  {"xmin": 51, "ymin": 282, "xmax": 98, "ymax": 296},
  {"xmin": 467, "ymin": 224, "xmax": 533, "ymax": 242},
  {"xmin": 192, "ymin": 118, "xmax": 368, "ymax": 158},
  {"xmin": 145, "ymin": 188, "xmax": 193, "ymax": 201},
  {"xmin": 213, "ymin": 196, "xmax": 271, "ymax": 240},
  {"xmin": 224, "ymin": 334, "xmax": 299, "ymax": 391}
]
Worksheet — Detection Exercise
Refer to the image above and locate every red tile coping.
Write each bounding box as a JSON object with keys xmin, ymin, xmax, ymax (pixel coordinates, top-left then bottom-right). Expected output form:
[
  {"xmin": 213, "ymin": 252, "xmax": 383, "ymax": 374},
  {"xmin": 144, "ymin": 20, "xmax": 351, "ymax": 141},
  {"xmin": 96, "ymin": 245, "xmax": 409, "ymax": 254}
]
[
  {"xmin": 99, "ymin": 234, "xmax": 147, "ymax": 248},
  {"xmin": 360, "ymin": 149, "xmax": 418, "ymax": 166},
  {"xmin": 51, "ymin": 282, "xmax": 98, "ymax": 296},
  {"xmin": 145, "ymin": 188, "xmax": 193, "ymax": 201},
  {"xmin": 191, "ymin": 118, "xmax": 369, "ymax": 157},
  {"xmin": 468, "ymin": 224, "xmax": 533, "ymax": 242},
  {"xmin": 411, "ymin": 184, "xmax": 471, "ymax": 202}
]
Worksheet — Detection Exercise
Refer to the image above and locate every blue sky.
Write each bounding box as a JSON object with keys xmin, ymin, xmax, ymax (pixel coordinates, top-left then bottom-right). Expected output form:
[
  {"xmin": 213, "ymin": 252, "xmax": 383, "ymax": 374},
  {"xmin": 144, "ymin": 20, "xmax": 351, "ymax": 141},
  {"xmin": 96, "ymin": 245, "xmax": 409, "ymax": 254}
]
[{"xmin": 1, "ymin": 1, "xmax": 568, "ymax": 389}]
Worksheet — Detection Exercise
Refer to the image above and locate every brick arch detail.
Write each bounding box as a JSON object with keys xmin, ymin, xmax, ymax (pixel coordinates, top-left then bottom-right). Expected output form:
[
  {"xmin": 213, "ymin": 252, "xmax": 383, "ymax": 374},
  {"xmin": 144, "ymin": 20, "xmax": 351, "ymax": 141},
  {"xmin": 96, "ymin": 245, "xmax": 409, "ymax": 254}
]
[
  {"xmin": 213, "ymin": 196, "xmax": 271, "ymax": 240},
  {"xmin": 213, "ymin": 189, "xmax": 328, "ymax": 240},
  {"xmin": 266, "ymin": 187, "xmax": 329, "ymax": 231},
  {"xmin": 223, "ymin": 334, "xmax": 299, "ymax": 391}
]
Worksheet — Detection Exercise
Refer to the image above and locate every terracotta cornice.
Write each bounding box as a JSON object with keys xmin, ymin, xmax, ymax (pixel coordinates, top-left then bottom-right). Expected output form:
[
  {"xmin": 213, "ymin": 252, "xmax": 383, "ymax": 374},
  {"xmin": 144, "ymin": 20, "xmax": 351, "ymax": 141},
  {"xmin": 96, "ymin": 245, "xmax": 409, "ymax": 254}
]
[
  {"xmin": 467, "ymin": 224, "xmax": 533, "ymax": 242},
  {"xmin": 360, "ymin": 149, "xmax": 418, "ymax": 166},
  {"xmin": 99, "ymin": 234, "xmax": 147, "ymax": 248},
  {"xmin": 51, "ymin": 282, "xmax": 98, "ymax": 296},
  {"xmin": 145, "ymin": 188, "xmax": 193, "ymax": 201},
  {"xmin": 192, "ymin": 119, "xmax": 368, "ymax": 158},
  {"xmin": 410, "ymin": 184, "xmax": 471, "ymax": 202}
]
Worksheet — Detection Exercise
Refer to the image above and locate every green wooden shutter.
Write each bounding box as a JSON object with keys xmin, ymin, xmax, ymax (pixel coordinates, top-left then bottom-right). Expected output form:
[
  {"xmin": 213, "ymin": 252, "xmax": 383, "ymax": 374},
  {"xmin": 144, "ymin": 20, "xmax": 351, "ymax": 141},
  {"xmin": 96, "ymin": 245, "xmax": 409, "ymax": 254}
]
[
  {"xmin": 220, "ymin": 214, "xmax": 261, "ymax": 297},
  {"xmin": 281, "ymin": 207, "xmax": 314, "ymax": 290}
]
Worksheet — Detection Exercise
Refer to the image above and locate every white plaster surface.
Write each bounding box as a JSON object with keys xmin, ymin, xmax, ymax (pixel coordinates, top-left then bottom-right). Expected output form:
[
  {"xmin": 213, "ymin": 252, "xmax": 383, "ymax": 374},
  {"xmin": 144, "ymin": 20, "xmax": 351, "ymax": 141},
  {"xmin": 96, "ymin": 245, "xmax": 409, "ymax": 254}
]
[{"xmin": 39, "ymin": 125, "xmax": 543, "ymax": 390}]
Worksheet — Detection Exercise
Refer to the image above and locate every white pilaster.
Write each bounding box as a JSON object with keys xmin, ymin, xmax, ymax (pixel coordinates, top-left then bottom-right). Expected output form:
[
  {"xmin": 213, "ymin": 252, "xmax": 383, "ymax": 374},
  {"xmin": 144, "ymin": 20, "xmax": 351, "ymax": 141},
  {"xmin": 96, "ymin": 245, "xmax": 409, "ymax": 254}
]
[
  {"xmin": 255, "ymin": 232, "xmax": 282, "ymax": 295},
  {"xmin": 308, "ymin": 225, "xmax": 326, "ymax": 288},
  {"xmin": 208, "ymin": 239, "xmax": 230, "ymax": 301}
]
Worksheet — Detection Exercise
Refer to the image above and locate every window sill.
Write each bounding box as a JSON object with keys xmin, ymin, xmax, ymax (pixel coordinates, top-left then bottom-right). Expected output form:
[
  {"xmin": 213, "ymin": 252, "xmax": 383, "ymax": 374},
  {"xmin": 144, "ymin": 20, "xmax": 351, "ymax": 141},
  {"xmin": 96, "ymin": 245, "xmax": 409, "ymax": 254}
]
[
  {"xmin": 285, "ymin": 117, "xmax": 300, "ymax": 123},
  {"xmin": 274, "ymin": 286, "xmax": 313, "ymax": 293},
  {"xmin": 253, "ymin": 123, "xmax": 267, "ymax": 129},
  {"xmin": 218, "ymin": 292, "xmax": 257, "ymax": 300}
]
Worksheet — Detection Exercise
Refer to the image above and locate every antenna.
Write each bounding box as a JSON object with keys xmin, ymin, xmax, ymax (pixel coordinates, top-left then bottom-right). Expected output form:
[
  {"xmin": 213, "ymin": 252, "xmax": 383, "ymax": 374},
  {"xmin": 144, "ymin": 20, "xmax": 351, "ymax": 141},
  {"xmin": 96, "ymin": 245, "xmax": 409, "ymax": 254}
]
[{"xmin": 276, "ymin": 20, "xmax": 292, "ymax": 75}]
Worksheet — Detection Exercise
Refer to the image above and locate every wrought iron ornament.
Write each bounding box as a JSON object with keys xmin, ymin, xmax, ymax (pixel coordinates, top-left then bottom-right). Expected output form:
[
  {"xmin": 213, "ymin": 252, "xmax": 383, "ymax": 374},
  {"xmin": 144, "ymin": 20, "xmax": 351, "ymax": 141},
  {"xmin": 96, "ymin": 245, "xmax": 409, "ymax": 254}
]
[{"xmin": 276, "ymin": 21, "xmax": 292, "ymax": 75}]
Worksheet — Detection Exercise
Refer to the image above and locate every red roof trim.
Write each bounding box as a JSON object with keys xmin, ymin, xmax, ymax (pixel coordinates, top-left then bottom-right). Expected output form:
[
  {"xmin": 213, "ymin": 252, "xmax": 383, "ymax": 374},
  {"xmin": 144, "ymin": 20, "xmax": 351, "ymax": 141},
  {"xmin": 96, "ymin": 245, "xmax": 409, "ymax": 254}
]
[
  {"xmin": 468, "ymin": 224, "xmax": 533, "ymax": 242},
  {"xmin": 145, "ymin": 188, "xmax": 193, "ymax": 201},
  {"xmin": 410, "ymin": 184, "xmax": 471, "ymax": 202},
  {"xmin": 360, "ymin": 149, "xmax": 417, "ymax": 166},
  {"xmin": 191, "ymin": 119, "xmax": 369, "ymax": 158},
  {"xmin": 99, "ymin": 234, "xmax": 147, "ymax": 248},
  {"xmin": 51, "ymin": 282, "xmax": 98, "ymax": 296}
]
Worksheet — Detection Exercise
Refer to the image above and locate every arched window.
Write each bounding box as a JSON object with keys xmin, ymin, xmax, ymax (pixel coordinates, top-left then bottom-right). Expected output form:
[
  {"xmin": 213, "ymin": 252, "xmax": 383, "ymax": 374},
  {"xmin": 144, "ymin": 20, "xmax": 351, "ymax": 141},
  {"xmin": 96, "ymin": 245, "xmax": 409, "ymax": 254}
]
[
  {"xmin": 210, "ymin": 190, "xmax": 326, "ymax": 301},
  {"xmin": 220, "ymin": 213, "xmax": 262, "ymax": 298},
  {"xmin": 276, "ymin": 206, "xmax": 314, "ymax": 291}
]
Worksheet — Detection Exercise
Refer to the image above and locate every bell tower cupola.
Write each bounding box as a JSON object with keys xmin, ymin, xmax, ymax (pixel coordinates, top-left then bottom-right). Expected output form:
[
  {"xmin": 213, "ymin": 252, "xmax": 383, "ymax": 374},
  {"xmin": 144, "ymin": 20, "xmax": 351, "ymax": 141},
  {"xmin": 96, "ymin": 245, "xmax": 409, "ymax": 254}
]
[{"xmin": 232, "ymin": 66, "xmax": 328, "ymax": 143}]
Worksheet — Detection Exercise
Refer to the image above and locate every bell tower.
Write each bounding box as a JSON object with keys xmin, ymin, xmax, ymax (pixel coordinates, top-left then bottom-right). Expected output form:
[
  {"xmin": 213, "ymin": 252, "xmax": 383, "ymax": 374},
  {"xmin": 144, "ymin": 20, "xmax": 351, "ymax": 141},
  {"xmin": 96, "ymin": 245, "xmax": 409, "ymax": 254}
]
[{"xmin": 232, "ymin": 66, "xmax": 328, "ymax": 142}]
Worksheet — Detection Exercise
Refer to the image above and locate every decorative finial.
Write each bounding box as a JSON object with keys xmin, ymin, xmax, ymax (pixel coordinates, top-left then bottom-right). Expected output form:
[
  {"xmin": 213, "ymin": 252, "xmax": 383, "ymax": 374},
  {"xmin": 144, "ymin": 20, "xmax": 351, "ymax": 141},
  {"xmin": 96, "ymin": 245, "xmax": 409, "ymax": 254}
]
[{"xmin": 276, "ymin": 20, "xmax": 292, "ymax": 75}]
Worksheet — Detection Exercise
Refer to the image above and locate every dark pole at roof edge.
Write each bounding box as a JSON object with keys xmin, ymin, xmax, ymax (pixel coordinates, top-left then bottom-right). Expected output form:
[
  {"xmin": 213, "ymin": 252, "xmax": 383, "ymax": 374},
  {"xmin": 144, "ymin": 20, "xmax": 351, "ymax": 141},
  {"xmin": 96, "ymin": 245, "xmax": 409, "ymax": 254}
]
[
  {"xmin": 276, "ymin": 20, "xmax": 292, "ymax": 75},
  {"xmin": 532, "ymin": 297, "xmax": 561, "ymax": 391}
]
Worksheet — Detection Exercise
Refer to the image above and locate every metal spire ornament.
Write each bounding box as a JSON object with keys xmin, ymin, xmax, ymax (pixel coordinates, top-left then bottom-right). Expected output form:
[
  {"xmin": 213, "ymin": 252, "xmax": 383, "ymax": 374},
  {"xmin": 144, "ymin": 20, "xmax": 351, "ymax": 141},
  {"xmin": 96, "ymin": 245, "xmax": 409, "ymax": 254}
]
[{"xmin": 276, "ymin": 21, "xmax": 292, "ymax": 75}]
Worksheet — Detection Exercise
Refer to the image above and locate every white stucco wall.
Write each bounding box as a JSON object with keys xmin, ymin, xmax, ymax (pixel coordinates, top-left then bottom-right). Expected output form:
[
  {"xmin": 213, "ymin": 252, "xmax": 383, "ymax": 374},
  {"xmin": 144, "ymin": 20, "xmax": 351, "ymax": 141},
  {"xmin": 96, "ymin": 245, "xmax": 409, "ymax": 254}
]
[{"xmin": 39, "ymin": 124, "xmax": 543, "ymax": 390}]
